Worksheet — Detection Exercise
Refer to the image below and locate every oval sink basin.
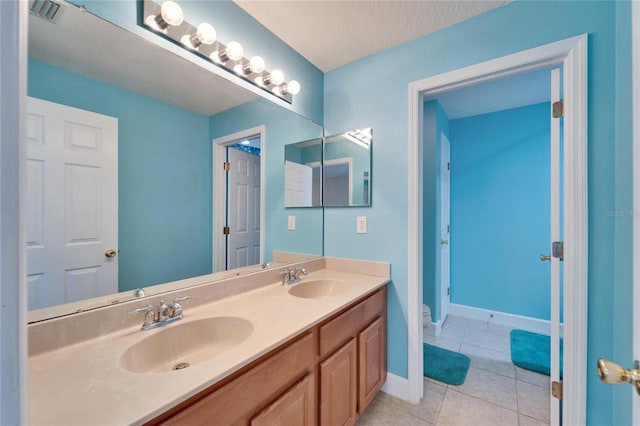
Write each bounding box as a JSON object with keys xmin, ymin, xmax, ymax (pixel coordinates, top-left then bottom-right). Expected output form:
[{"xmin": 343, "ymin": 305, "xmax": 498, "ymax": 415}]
[
  {"xmin": 288, "ymin": 279, "xmax": 351, "ymax": 299},
  {"xmin": 120, "ymin": 316, "xmax": 253, "ymax": 374}
]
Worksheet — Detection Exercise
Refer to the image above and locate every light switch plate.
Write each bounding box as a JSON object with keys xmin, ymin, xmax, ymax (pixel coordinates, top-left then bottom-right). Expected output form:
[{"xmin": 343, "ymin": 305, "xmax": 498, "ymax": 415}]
[
  {"xmin": 288, "ymin": 215, "xmax": 296, "ymax": 230},
  {"xmin": 357, "ymin": 216, "xmax": 367, "ymax": 234}
]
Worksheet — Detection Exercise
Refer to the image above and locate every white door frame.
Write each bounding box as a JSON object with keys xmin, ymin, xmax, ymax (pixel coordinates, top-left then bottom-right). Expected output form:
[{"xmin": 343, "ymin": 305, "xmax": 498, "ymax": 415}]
[
  {"xmin": 408, "ymin": 35, "xmax": 588, "ymax": 425},
  {"xmin": 0, "ymin": 0, "xmax": 27, "ymax": 423},
  {"xmin": 632, "ymin": 1, "xmax": 640, "ymax": 424},
  {"xmin": 439, "ymin": 131, "xmax": 451, "ymax": 329},
  {"xmin": 212, "ymin": 126, "xmax": 266, "ymax": 273}
]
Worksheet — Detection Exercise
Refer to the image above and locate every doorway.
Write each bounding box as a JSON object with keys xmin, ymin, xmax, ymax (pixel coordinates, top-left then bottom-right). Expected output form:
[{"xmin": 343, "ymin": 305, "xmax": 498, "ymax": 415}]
[
  {"xmin": 212, "ymin": 126, "xmax": 266, "ymax": 272},
  {"xmin": 407, "ymin": 35, "xmax": 588, "ymax": 425}
]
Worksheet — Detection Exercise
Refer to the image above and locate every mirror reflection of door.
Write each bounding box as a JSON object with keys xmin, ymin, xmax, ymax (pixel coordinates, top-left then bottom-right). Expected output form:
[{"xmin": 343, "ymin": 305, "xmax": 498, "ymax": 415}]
[
  {"xmin": 323, "ymin": 160, "xmax": 352, "ymax": 206},
  {"xmin": 26, "ymin": 97, "xmax": 118, "ymax": 310},
  {"xmin": 226, "ymin": 139, "xmax": 261, "ymax": 269}
]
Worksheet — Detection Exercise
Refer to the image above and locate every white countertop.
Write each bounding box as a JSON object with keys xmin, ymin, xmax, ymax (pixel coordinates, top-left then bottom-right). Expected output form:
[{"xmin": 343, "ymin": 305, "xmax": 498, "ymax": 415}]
[{"xmin": 28, "ymin": 264, "xmax": 389, "ymax": 425}]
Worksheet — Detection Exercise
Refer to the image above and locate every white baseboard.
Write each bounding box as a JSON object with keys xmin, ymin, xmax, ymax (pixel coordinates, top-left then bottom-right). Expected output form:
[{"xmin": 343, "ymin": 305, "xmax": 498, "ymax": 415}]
[
  {"xmin": 380, "ymin": 372, "xmax": 409, "ymax": 402},
  {"xmin": 449, "ymin": 304, "xmax": 563, "ymax": 336},
  {"xmin": 430, "ymin": 319, "xmax": 443, "ymax": 336}
]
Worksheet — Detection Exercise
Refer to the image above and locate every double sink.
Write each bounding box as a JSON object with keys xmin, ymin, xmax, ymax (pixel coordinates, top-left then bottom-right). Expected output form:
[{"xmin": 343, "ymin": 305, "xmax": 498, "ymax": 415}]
[{"xmin": 119, "ymin": 279, "xmax": 350, "ymax": 374}]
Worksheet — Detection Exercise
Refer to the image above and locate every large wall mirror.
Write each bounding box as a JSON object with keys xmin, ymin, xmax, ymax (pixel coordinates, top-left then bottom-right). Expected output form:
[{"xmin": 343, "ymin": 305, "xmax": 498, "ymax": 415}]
[
  {"xmin": 283, "ymin": 128, "xmax": 372, "ymax": 208},
  {"xmin": 26, "ymin": 1, "xmax": 323, "ymax": 320}
]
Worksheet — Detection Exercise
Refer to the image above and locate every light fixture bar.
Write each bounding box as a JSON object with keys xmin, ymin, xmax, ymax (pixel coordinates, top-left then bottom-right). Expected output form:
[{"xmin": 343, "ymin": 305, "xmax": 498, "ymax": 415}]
[{"xmin": 141, "ymin": 0, "xmax": 300, "ymax": 103}]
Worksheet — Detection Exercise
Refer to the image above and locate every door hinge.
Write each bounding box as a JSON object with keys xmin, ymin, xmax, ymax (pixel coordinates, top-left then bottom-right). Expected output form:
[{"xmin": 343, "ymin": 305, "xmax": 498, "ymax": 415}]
[
  {"xmin": 223, "ymin": 162, "xmax": 230, "ymax": 171},
  {"xmin": 447, "ymin": 287, "xmax": 450, "ymax": 296},
  {"xmin": 223, "ymin": 226, "xmax": 230, "ymax": 235},
  {"xmin": 447, "ymin": 224, "xmax": 450, "ymax": 233},
  {"xmin": 447, "ymin": 161, "xmax": 450, "ymax": 171},
  {"xmin": 552, "ymin": 381, "xmax": 563, "ymax": 400},
  {"xmin": 552, "ymin": 241, "xmax": 564, "ymax": 261},
  {"xmin": 553, "ymin": 101, "xmax": 564, "ymax": 118}
]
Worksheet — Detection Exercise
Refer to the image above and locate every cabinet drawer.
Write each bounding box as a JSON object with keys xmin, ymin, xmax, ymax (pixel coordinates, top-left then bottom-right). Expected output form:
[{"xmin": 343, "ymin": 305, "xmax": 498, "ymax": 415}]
[
  {"xmin": 155, "ymin": 332, "xmax": 315, "ymax": 426},
  {"xmin": 319, "ymin": 288, "xmax": 385, "ymax": 358},
  {"xmin": 250, "ymin": 373, "xmax": 315, "ymax": 426}
]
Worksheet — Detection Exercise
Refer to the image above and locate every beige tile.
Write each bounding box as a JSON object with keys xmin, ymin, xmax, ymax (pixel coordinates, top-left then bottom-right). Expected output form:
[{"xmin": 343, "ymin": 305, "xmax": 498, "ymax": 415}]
[
  {"xmin": 518, "ymin": 413, "xmax": 550, "ymax": 426},
  {"xmin": 463, "ymin": 329, "xmax": 511, "ymax": 354},
  {"xmin": 460, "ymin": 343, "xmax": 515, "ymax": 378},
  {"xmin": 435, "ymin": 389, "xmax": 518, "ymax": 426},
  {"xmin": 516, "ymin": 380, "xmax": 550, "ymax": 423},
  {"xmin": 466, "ymin": 318, "xmax": 513, "ymax": 336},
  {"xmin": 515, "ymin": 366, "xmax": 550, "ymax": 388},
  {"xmin": 438, "ymin": 323, "xmax": 467, "ymax": 341},
  {"xmin": 424, "ymin": 334, "xmax": 462, "ymax": 352},
  {"xmin": 396, "ymin": 379, "xmax": 447, "ymax": 424},
  {"xmin": 357, "ymin": 393, "xmax": 432, "ymax": 426},
  {"xmin": 454, "ymin": 367, "xmax": 517, "ymax": 410},
  {"xmin": 442, "ymin": 315, "xmax": 470, "ymax": 329}
]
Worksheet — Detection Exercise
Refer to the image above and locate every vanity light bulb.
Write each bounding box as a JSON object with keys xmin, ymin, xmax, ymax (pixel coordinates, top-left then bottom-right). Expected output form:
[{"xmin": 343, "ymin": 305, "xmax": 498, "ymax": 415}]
[
  {"xmin": 269, "ymin": 69, "xmax": 284, "ymax": 86},
  {"xmin": 195, "ymin": 23, "xmax": 216, "ymax": 45},
  {"xmin": 145, "ymin": 14, "xmax": 165, "ymax": 32},
  {"xmin": 284, "ymin": 80, "xmax": 301, "ymax": 95},
  {"xmin": 249, "ymin": 56, "xmax": 265, "ymax": 74},
  {"xmin": 160, "ymin": 1, "xmax": 184, "ymax": 27},
  {"xmin": 225, "ymin": 41, "xmax": 244, "ymax": 61}
]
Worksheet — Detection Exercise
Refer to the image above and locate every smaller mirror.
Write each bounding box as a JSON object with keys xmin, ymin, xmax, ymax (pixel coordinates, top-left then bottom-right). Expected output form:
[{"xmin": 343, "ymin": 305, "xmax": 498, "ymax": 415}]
[
  {"xmin": 323, "ymin": 128, "xmax": 372, "ymax": 207},
  {"xmin": 284, "ymin": 138, "xmax": 323, "ymax": 207}
]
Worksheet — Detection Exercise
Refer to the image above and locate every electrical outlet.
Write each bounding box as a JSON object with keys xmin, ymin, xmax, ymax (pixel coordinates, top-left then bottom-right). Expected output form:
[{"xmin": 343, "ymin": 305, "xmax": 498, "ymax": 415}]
[
  {"xmin": 288, "ymin": 215, "xmax": 296, "ymax": 230},
  {"xmin": 357, "ymin": 216, "xmax": 367, "ymax": 234}
]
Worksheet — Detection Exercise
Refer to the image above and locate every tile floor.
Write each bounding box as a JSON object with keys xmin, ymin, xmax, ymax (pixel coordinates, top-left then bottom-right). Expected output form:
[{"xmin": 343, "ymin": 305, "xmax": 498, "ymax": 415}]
[{"xmin": 357, "ymin": 315, "xmax": 551, "ymax": 426}]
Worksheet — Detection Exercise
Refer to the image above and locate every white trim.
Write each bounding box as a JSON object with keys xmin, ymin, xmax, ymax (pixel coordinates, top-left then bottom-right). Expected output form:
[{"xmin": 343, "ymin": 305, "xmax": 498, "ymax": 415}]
[
  {"xmin": 0, "ymin": 1, "xmax": 27, "ymax": 423},
  {"xmin": 212, "ymin": 125, "xmax": 266, "ymax": 273},
  {"xmin": 408, "ymin": 35, "xmax": 588, "ymax": 424},
  {"xmin": 380, "ymin": 372, "xmax": 409, "ymax": 401},
  {"xmin": 632, "ymin": 1, "xmax": 640, "ymax": 423},
  {"xmin": 449, "ymin": 304, "xmax": 564, "ymax": 336},
  {"xmin": 431, "ymin": 320, "xmax": 443, "ymax": 337}
]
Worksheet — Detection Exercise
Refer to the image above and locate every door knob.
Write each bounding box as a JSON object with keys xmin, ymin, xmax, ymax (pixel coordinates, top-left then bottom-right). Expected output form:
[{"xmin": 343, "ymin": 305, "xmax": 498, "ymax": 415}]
[
  {"xmin": 540, "ymin": 254, "xmax": 552, "ymax": 261},
  {"xmin": 441, "ymin": 239, "xmax": 449, "ymax": 246},
  {"xmin": 105, "ymin": 249, "xmax": 118, "ymax": 258},
  {"xmin": 597, "ymin": 358, "xmax": 640, "ymax": 395}
]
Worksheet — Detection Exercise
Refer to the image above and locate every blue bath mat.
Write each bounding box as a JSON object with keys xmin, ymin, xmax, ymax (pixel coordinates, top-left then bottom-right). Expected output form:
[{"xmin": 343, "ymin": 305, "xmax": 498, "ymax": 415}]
[
  {"xmin": 423, "ymin": 343, "xmax": 470, "ymax": 385},
  {"xmin": 510, "ymin": 329, "xmax": 563, "ymax": 376}
]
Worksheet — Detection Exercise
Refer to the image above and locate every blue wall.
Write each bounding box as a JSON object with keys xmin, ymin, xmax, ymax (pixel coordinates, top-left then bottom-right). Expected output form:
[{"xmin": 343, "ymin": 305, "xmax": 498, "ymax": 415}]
[
  {"xmin": 28, "ymin": 59, "xmax": 212, "ymax": 292},
  {"xmin": 324, "ymin": 2, "xmax": 632, "ymax": 423},
  {"xmin": 210, "ymin": 99, "xmax": 324, "ymax": 258},
  {"xmin": 449, "ymin": 102, "xmax": 551, "ymax": 319},
  {"xmin": 74, "ymin": 0, "xmax": 324, "ymax": 124}
]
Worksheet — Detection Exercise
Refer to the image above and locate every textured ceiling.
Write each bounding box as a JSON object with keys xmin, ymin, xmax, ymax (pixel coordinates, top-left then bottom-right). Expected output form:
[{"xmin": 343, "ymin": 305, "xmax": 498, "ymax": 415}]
[{"xmin": 234, "ymin": 0, "xmax": 511, "ymax": 72}]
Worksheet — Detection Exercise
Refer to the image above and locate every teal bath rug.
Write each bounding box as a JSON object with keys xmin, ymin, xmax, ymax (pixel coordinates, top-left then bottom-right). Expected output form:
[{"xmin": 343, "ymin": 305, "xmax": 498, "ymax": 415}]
[
  {"xmin": 510, "ymin": 329, "xmax": 563, "ymax": 376},
  {"xmin": 423, "ymin": 343, "xmax": 471, "ymax": 385}
]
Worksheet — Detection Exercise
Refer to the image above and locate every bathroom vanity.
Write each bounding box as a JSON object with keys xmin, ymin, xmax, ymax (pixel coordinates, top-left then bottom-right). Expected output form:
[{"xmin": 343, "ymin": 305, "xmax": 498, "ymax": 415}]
[{"xmin": 28, "ymin": 257, "xmax": 389, "ymax": 425}]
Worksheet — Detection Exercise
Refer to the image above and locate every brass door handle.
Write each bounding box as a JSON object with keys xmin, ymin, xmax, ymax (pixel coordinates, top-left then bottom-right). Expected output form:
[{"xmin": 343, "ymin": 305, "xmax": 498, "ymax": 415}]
[
  {"xmin": 540, "ymin": 254, "xmax": 551, "ymax": 261},
  {"xmin": 441, "ymin": 239, "xmax": 449, "ymax": 246},
  {"xmin": 105, "ymin": 249, "xmax": 118, "ymax": 258},
  {"xmin": 597, "ymin": 358, "xmax": 640, "ymax": 395}
]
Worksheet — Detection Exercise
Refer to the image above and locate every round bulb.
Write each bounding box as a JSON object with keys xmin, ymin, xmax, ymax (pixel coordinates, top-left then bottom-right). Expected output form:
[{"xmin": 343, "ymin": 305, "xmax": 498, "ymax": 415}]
[
  {"xmin": 145, "ymin": 15, "xmax": 164, "ymax": 32},
  {"xmin": 160, "ymin": 1, "xmax": 184, "ymax": 26},
  {"xmin": 270, "ymin": 69, "xmax": 284, "ymax": 85},
  {"xmin": 196, "ymin": 23, "xmax": 216, "ymax": 45},
  {"xmin": 180, "ymin": 34, "xmax": 193, "ymax": 48},
  {"xmin": 226, "ymin": 41, "xmax": 243, "ymax": 61},
  {"xmin": 286, "ymin": 80, "xmax": 301, "ymax": 95},
  {"xmin": 249, "ymin": 56, "xmax": 265, "ymax": 74}
]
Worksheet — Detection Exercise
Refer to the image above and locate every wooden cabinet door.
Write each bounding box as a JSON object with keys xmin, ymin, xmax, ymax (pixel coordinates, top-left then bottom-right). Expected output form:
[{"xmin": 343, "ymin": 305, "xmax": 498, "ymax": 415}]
[
  {"xmin": 251, "ymin": 373, "xmax": 315, "ymax": 426},
  {"xmin": 320, "ymin": 338, "xmax": 357, "ymax": 426},
  {"xmin": 358, "ymin": 316, "xmax": 386, "ymax": 413}
]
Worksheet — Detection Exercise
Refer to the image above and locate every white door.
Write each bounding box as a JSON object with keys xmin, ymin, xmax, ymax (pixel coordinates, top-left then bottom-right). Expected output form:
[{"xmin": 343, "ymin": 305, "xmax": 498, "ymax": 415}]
[
  {"xmin": 284, "ymin": 160, "xmax": 313, "ymax": 206},
  {"xmin": 227, "ymin": 147, "xmax": 260, "ymax": 269},
  {"xmin": 549, "ymin": 67, "xmax": 563, "ymax": 425},
  {"xmin": 440, "ymin": 133, "xmax": 451, "ymax": 322},
  {"xmin": 26, "ymin": 97, "xmax": 118, "ymax": 310}
]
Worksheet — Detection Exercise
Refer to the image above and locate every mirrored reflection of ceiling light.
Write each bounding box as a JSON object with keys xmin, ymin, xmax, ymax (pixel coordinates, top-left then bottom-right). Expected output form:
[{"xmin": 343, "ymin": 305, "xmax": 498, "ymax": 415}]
[
  {"xmin": 219, "ymin": 41, "xmax": 243, "ymax": 63},
  {"xmin": 181, "ymin": 22, "xmax": 216, "ymax": 49},
  {"xmin": 240, "ymin": 140, "xmax": 251, "ymax": 145},
  {"xmin": 264, "ymin": 69, "xmax": 284, "ymax": 86},
  {"xmin": 242, "ymin": 56, "xmax": 265, "ymax": 75},
  {"xmin": 345, "ymin": 128, "xmax": 372, "ymax": 149},
  {"xmin": 145, "ymin": 1, "xmax": 183, "ymax": 32},
  {"xmin": 282, "ymin": 80, "xmax": 301, "ymax": 96}
]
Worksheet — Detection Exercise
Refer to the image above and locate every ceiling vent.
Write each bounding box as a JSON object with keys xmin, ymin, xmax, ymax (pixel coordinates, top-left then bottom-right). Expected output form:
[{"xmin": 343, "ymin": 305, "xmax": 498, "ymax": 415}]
[{"xmin": 30, "ymin": 0, "xmax": 64, "ymax": 23}]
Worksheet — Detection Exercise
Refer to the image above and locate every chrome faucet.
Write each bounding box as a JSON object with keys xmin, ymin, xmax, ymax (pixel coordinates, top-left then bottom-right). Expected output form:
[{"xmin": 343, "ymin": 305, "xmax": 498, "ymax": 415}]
[
  {"xmin": 129, "ymin": 296, "xmax": 192, "ymax": 331},
  {"xmin": 281, "ymin": 266, "xmax": 308, "ymax": 285}
]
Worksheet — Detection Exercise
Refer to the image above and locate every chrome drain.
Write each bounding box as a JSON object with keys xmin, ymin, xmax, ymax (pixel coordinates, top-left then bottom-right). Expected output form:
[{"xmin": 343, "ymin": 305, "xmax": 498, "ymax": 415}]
[{"xmin": 173, "ymin": 362, "xmax": 190, "ymax": 370}]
